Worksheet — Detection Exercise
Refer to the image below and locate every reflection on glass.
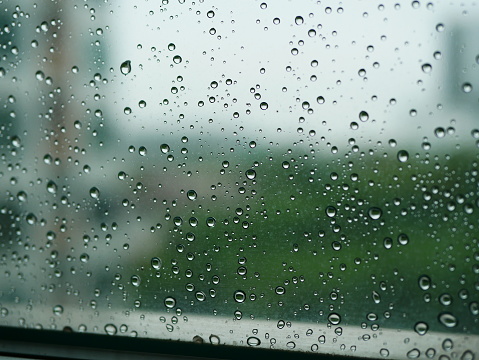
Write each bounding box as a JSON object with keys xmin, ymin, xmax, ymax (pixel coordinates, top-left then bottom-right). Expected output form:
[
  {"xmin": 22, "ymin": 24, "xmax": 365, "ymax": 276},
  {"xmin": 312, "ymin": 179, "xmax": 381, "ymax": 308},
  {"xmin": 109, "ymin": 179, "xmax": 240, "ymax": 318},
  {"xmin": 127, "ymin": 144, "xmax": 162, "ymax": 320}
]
[{"xmin": 0, "ymin": 1, "xmax": 478, "ymax": 358}]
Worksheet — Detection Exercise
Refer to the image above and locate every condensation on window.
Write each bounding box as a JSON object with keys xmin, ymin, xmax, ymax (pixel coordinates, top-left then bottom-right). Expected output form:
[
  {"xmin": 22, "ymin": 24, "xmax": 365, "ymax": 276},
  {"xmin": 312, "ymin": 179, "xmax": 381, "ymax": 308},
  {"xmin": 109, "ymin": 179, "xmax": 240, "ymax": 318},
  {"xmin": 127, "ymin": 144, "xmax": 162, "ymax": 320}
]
[{"xmin": 0, "ymin": 1, "xmax": 478, "ymax": 358}]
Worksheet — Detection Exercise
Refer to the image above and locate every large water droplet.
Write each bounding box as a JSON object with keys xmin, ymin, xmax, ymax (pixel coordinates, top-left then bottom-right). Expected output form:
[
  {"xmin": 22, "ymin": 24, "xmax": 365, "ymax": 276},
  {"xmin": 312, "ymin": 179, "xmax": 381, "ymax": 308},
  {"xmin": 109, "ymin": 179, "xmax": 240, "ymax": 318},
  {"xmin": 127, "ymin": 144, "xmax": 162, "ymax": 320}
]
[
  {"xmin": 397, "ymin": 150, "xmax": 409, "ymax": 163},
  {"xmin": 368, "ymin": 207, "xmax": 382, "ymax": 220},
  {"xmin": 407, "ymin": 348, "xmax": 420, "ymax": 359},
  {"xmin": 418, "ymin": 275, "xmax": 431, "ymax": 290},
  {"xmin": 131, "ymin": 275, "xmax": 141, "ymax": 287},
  {"xmin": 245, "ymin": 169, "xmax": 256, "ymax": 180},
  {"xmin": 414, "ymin": 322, "xmax": 428, "ymax": 335},
  {"xmin": 104, "ymin": 323, "xmax": 117, "ymax": 335},
  {"xmin": 234, "ymin": 290, "xmax": 246, "ymax": 303},
  {"xmin": 164, "ymin": 296, "xmax": 176, "ymax": 308},
  {"xmin": 328, "ymin": 312, "xmax": 341, "ymax": 325},
  {"xmin": 438, "ymin": 312, "xmax": 457, "ymax": 328},
  {"xmin": 46, "ymin": 180, "xmax": 58, "ymax": 194},
  {"xmin": 53, "ymin": 305, "xmax": 63, "ymax": 316},
  {"xmin": 187, "ymin": 190, "xmax": 197, "ymax": 200},
  {"xmin": 359, "ymin": 111, "xmax": 369, "ymax": 122},
  {"xmin": 90, "ymin": 187, "xmax": 100, "ymax": 200},
  {"xmin": 120, "ymin": 60, "xmax": 131, "ymax": 75},
  {"xmin": 247, "ymin": 336, "xmax": 261, "ymax": 346}
]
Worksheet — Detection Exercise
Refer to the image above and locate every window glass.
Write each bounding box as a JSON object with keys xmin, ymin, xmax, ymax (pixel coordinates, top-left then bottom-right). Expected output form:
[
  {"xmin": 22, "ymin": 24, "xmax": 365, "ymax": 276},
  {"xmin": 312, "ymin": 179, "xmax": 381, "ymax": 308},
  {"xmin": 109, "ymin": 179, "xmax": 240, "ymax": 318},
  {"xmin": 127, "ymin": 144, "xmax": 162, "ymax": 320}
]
[{"xmin": 0, "ymin": 1, "xmax": 478, "ymax": 358}]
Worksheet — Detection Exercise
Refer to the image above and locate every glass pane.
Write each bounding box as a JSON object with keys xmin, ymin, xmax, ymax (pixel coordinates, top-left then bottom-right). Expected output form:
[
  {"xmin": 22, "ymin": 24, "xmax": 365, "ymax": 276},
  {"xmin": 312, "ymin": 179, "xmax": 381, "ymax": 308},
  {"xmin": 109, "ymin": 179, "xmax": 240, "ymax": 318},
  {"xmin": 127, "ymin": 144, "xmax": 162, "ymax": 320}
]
[{"xmin": 0, "ymin": 1, "xmax": 478, "ymax": 358}]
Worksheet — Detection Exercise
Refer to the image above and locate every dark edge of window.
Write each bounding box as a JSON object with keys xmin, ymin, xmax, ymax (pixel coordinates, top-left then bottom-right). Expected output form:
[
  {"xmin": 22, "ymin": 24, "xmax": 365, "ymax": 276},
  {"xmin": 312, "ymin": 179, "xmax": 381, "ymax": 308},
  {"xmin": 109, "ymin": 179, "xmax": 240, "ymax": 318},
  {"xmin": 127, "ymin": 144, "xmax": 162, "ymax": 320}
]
[{"xmin": 0, "ymin": 325, "xmax": 359, "ymax": 360}]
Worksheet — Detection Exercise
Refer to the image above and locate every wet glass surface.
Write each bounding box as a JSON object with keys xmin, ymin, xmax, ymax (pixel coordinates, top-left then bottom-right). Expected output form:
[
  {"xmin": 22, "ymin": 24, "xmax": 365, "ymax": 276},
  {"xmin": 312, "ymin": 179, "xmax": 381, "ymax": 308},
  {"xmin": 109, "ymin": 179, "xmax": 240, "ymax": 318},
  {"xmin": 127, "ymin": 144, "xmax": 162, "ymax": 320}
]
[{"xmin": 0, "ymin": 1, "xmax": 478, "ymax": 358}]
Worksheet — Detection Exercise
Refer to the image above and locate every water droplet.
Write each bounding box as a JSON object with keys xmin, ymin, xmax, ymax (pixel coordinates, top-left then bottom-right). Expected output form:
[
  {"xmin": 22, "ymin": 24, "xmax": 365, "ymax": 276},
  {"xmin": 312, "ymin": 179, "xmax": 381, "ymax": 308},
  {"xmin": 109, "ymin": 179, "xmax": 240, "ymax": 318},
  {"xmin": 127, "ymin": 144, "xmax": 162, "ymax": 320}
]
[
  {"xmin": 260, "ymin": 102, "xmax": 268, "ymax": 110},
  {"xmin": 206, "ymin": 217, "xmax": 216, "ymax": 227},
  {"xmin": 234, "ymin": 310, "xmax": 242, "ymax": 320},
  {"xmin": 461, "ymin": 351, "xmax": 475, "ymax": 360},
  {"xmin": 17, "ymin": 191, "xmax": 27, "ymax": 202},
  {"xmin": 286, "ymin": 341, "xmax": 296, "ymax": 349},
  {"xmin": 295, "ymin": 16, "xmax": 304, "ymax": 25},
  {"xmin": 368, "ymin": 207, "xmax": 382, "ymax": 220},
  {"xmin": 234, "ymin": 290, "xmax": 246, "ymax": 303},
  {"xmin": 120, "ymin": 60, "xmax": 131, "ymax": 75},
  {"xmin": 383, "ymin": 237, "xmax": 393, "ymax": 249},
  {"xmin": 328, "ymin": 312, "xmax": 341, "ymax": 325},
  {"xmin": 131, "ymin": 275, "xmax": 141, "ymax": 287},
  {"xmin": 209, "ymin": 334, "xmax": 220, "ymax": 344},
  {"xmin": 380, "ymin": 348, "xmax": 390, "ymax": 357},
  {"xmin": 407, "ymin": 348, "xmax": 420, "ymax": 359},
  {"xmin": 247, "ymin": 336, "xmax": 261, "ymax": 346},
  {"xmin": 397, "ymin": 150, "xmax": 409, "ymax": 163},
  {"xmin": 139, "ymin": 146, "xmax": 147, "ymax": 156},
  {"xmin": 438, "ymin": 312, "xmax": 457, "ymax": 328},
  {"xmin": 421, "ymin": 63, "xmax": 432, "ymax": 73},
  {"xmin": 398, "ymin": 233, "xmax": 409, "ymax": 245},
  {"xmin": 275, "ymin": 286, "xmax": 285, "ymax": 295},
  {"xmin": 46, "ymin": 180, "xmax": 58, "ymax": 194},
  {"xmin": 151, "ymin": 257, "xmax": 162, "ymax": 270},
  {"xmin": 53, "ymin": 305, "xmax": 63, "ymax": 316},
  {"xmin": 414, "ymin": 322, "xmax": 428, "ymax": 335},
  {"xmin": 442, "ymin": 338, "xmax": 454, "ymax": 351},
  {"xmin": 434, "ymin": 127, "xmax": 445, "ymax": 138},
  {"xmin": 89, "ymin": 187, "xmax": 100, "ymax": 200},
  {"xmin": 104, "ymin": 323, "xmax": 117, "ymax": 335},
  {"xmin": 325, "ymin": 206, "xmax": 337, "ymax": 218},
  {"xmin": 160, "ymin": 144, "xmax": 170, "ymax": 153},
  {"xmin": 173, "ymin": 55, "xmax": 182, "ymax": 64},
  {"xmin": 245, "ymin": 169, "xmax": 256, "ymax": 180},
  {"xmin": 462, "ymin": 82, "xmax": 473, "ymax": 93},
  {"xmin": 418, "ymin": 275, "xmax": 431, "ymax": 290},
  {"xmin": 165, "ymin": 296, "xmax": 176, "ymax": 308},
  {"xmin": 439, "ymin": 293, "xmax": 452, "ymax": 306},
  {"xmin": 372, "ymin": 291, "xmax": 381, "ymax": 304},
  {"xmin": 35, "ymin": 70, "xmax": 45, "ymax": 81},
  {"xmin": 359, "ymin": 111, "xmax": 369, "ymax": 122},
  {"xmin": 187, "ymin": 190, "xmax": 197, "ymax": 200}
]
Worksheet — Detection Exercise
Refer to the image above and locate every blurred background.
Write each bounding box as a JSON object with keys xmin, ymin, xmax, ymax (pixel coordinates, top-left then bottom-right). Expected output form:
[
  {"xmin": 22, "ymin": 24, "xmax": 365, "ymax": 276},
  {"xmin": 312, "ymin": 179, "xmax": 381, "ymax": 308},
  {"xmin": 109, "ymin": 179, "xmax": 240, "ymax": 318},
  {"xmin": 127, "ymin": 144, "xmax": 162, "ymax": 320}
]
[{"xmin": 0, "ymin": 0, "xmax": 478, "ymax": 358}]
